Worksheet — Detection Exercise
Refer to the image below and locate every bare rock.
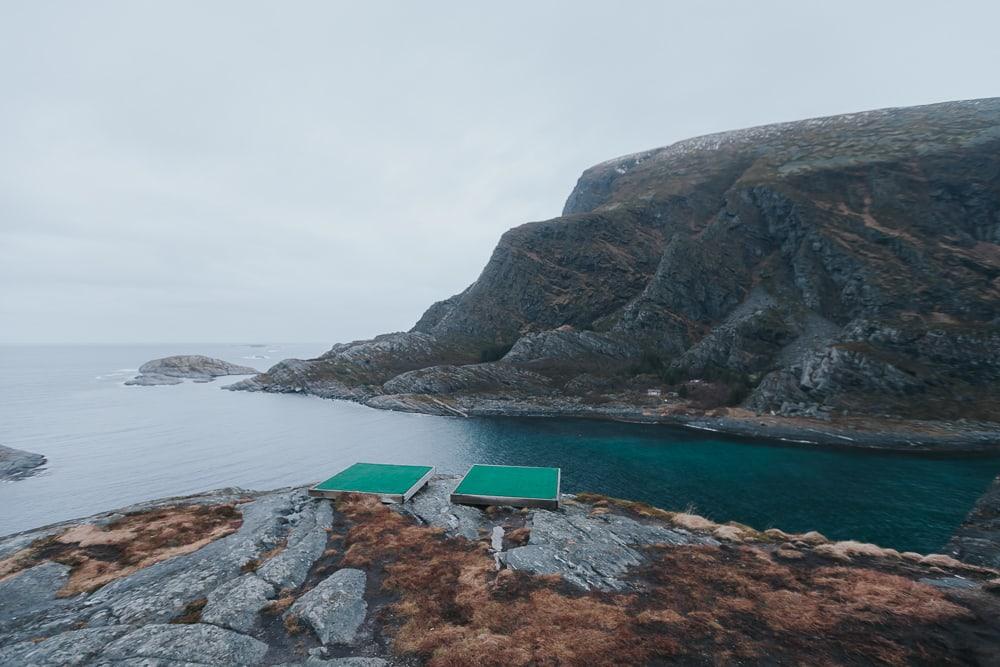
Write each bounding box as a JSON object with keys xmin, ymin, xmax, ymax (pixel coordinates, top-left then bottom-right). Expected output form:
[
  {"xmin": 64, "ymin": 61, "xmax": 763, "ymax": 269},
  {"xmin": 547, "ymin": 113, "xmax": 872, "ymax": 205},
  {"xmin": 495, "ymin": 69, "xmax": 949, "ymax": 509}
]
[
  {"xmin": 948, "ymin": 474, "xmax": 1000, "ymax": 568},
  {"xmin": 383, "ymin": 362, "xmax": 552, "ymax": 396},
  {"xmin": 275, "ymin": 659, "xmax": 389, "ymax": 667},
  {"xmin": 123, "ymin": 373, "xmax": 184, "ymax": 386},
  {"xmin": 502, "ymin": 501, "xmax": 716, "ymax": 590},
  {"xmin": 100, "ymin": 623, "xmax": 269, "ymax": 665},
  {"xmin": 402, "ymin": 476, "xmax": 495, "ymax": 540},
  {"xmin": 0, "ymin": 562, "xmax": 71, "ymax": 625},
  {"xmin": 258, "ymin": 500, "xmax": 333, "ymax": 590},
  {"xmin": 0, "ymin": 626, "xmax": 129, "ymax": 666},
  {"xmin": 0, "ymin": 444, "xmax": 47, "ymax": 481},
  {"xmin": 127, "ymin": 355, "xmax": 257, "ymax": 386},
  {"xmin": 286, "ymin": 569, "xmax": 367, "ymax": 646},
  {"xmin": 200, "ymin": 573, "xmax": 275, "ymax": 633}
]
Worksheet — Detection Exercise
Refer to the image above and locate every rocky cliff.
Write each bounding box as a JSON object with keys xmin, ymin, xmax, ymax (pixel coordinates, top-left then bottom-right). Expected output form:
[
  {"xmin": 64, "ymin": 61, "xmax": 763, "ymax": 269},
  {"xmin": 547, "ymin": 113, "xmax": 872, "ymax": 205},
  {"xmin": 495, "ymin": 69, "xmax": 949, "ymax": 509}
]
[
  {"xmin": 950, "ymin": 475, "xmax": 1000, "ymax": 569},
  {"xmin": 230, "ymin": 98, "xmax": 1000, "ymax": 446}
]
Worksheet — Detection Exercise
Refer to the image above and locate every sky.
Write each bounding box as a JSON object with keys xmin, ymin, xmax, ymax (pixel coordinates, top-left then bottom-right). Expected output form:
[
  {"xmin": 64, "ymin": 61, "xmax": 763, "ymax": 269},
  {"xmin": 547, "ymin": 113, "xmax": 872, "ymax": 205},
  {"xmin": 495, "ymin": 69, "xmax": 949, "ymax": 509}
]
[{"xmin": 1, "ymin": 1, "xmax": 998, "ymax": 344}]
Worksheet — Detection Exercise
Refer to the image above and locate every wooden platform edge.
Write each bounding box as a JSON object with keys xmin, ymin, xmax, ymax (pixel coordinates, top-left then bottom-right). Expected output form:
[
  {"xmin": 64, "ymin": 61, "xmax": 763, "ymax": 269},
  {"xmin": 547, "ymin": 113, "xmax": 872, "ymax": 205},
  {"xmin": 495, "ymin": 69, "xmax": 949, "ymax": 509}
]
[
  {"xmin": 402, "ymin": 466, "xmax": 436, "ymax": 502},
  {"xmin": 306, "ymin": 465, "xmax": 435, "ymax": 505},
  {"xmin": 450, "ymin": 492, "xmax": 560, "ymax": 510}
]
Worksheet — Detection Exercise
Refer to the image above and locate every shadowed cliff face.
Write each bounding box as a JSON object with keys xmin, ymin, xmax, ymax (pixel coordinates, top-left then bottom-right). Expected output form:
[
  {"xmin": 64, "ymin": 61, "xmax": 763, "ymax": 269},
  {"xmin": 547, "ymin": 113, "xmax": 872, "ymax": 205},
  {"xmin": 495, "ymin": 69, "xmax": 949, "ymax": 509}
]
[{"xmin": 233, "ymin": 98, "xmax": 1000, "ymax": 429}]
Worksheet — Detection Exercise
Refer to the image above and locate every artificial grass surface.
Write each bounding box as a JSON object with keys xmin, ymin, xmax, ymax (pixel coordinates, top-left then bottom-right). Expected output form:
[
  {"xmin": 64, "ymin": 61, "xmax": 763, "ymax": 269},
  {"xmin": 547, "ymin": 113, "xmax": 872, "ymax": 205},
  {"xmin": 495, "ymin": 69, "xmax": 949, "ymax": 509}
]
[
  {"xmin": 314, "ymin": 463, "xmax": 433, "ymax": 495},
  {"xmin": 454, "ymin": 464, "xmax": 559, "ymax": 500}
]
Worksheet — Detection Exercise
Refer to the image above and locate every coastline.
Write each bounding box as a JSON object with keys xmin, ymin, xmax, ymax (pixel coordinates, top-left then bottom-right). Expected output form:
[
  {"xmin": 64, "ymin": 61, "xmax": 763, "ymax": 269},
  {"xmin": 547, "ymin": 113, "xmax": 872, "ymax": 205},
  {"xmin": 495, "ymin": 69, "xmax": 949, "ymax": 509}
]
[{"xmin": 319, "ymin": 390, "xmax": 1000, "ymax": 453}]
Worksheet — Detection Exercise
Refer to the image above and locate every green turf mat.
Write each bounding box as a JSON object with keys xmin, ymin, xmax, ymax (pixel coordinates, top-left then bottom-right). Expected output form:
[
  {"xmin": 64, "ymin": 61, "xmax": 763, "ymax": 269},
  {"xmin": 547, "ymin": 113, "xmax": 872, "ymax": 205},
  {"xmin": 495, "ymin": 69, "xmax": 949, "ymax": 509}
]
[
  {"xmin": 314, "ymin": 462, "xmax": 433, "ymax": 495},
  {"xmin": 454, "ymin": 464, "xmax": 559, "ymax": 500}
]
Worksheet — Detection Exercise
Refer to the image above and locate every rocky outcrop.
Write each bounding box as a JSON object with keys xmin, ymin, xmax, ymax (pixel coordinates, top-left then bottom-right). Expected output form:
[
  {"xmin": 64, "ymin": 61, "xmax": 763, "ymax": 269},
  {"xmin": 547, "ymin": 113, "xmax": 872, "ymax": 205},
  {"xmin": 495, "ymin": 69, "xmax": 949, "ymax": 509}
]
[
  {"xmin": 949, "ymin": 475, "xmax": 1000, "ymax": 569},
  {"xmin": 127, "ymin": 355, "xmax": 257, "ymax": 386},
  {"xmin": 285, "ymin": 568, "xmax": 367, "ymax": 645},
  {"xmin": 383, "ymin": 362, "xmax": 552, "ymax": 396},
  {"xmin": 257, "ymin": 499, "xmax": 333, "ymax": 590},
  {"xmin": 0, "ymin": 488, "xmax": 357, "ymax": 665},
  {"xmin": 0, "ymin": 444, "xmax": 46, "ymax": 481},
  {"xmin": 226, "ymin": 333, "xmax": 477, "ymax": 399},
  {"xmin": 2, "ymin": 480, "xmax": 999, "ymax": 665},
  {"xmin": 500, "ymin": 500, "xmax": 717, "ymax": 590},
  {"xmin": 5, "ymin": 480, "xmax": 1000, "ymax": 665},
  {"xmin": 228, "ymin": 98, "xmax": 1000, "ymax": 447},
  {"xmin": 201, "ymin": 573, "xmax": 276, "ymax": 633},
  {"xmin": 100, "ymin": 623, "xmax": 270, "ymax": 665}
]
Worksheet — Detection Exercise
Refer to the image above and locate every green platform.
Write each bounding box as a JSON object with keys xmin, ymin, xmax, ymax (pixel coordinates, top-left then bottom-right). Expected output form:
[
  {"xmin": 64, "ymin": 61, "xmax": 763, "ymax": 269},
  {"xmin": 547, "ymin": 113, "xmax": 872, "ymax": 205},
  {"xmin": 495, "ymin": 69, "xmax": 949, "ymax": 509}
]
[
  {"xmin": 308, "ymin": 462, "xmax": 434, "ymax": 503},
  {"xmin": 451, "ymin": 464, "xmax": 561, "ymax": 509}
]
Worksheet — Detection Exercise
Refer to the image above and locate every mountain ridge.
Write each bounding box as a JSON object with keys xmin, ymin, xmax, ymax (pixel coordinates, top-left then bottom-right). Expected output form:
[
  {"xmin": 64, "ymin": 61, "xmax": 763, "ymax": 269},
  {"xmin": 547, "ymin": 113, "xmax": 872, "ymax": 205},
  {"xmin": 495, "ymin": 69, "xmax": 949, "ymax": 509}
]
[{"xmin": 230, "ymin": 97, "xmax": 1000, "ymax": 449}]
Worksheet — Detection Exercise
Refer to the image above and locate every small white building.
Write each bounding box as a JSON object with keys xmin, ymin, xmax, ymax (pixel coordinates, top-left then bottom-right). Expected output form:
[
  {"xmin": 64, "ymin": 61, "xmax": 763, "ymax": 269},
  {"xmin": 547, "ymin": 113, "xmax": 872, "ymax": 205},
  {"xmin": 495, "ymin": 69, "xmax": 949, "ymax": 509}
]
[{"xmin": 646, "ymin": 388, "xmax": 661, "ymax": 397}]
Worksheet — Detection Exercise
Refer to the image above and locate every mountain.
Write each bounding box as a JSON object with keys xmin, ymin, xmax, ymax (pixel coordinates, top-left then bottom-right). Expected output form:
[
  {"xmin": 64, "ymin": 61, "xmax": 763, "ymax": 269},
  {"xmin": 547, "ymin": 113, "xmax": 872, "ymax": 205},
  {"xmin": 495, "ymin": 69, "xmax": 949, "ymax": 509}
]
[{"xmin": 230, "ymin": 98, "xmax": 1000, "ymax": 447}]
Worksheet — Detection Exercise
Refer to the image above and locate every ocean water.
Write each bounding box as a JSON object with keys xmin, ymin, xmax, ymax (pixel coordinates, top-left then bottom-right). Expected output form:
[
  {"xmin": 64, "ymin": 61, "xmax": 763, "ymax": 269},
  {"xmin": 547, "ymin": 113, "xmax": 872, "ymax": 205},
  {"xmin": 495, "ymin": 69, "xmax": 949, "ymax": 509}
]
[{"xmin": 1, "ymin": 343, "xmax": 997, "ymax": 553}]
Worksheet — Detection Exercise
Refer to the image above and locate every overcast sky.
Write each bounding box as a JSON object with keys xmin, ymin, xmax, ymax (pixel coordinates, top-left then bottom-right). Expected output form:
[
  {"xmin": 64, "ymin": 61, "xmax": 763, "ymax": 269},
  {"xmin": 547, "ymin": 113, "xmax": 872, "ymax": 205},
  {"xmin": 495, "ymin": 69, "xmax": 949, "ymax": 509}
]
[{"xmin": 2, "ymin": 1, "xmax": 998, "ymax": 344}]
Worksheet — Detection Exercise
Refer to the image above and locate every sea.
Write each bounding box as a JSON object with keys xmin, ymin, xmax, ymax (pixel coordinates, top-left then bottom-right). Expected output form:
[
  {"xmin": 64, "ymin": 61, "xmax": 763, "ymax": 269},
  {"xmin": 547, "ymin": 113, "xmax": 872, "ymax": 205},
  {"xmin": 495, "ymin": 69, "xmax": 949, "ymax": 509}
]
[{"xmin": 2, "ymin": 343, "xmax": 998, "ymax": 554}]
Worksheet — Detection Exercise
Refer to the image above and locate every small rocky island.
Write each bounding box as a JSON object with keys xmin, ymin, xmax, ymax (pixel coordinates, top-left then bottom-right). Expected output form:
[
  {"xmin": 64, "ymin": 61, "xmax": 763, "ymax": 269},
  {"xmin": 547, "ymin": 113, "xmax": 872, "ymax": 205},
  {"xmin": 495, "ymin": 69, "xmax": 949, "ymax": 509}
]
[
  {"xmin": 0, "ymin": 445, "xmax": 46, "ymax": 481},
  {"xmin": 1, "ymin": 479, "xmax": 999, "ymax": 665},
  {"xmin": 126, "ymin": 355, "xmax": 258, "ymax": 386}
]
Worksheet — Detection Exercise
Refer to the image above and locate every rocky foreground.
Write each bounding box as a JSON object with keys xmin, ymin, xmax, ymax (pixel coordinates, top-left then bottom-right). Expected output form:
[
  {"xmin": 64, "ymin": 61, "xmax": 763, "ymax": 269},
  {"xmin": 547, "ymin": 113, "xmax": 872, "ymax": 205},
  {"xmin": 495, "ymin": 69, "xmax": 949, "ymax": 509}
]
[
  {"xmin": 228, "ymin": 97, "xmax": 1000, "ymax": 450},
  {"xmin": 127, "ymin": 355, "xmax": 258, "ymax": 386},
  {"xmin": 0, "ymin": 444, "xmax": 46, "ymax": 482},
  {"xmin": 2, "ymin": 478, "xmax": 1000, "ymax": 665}
]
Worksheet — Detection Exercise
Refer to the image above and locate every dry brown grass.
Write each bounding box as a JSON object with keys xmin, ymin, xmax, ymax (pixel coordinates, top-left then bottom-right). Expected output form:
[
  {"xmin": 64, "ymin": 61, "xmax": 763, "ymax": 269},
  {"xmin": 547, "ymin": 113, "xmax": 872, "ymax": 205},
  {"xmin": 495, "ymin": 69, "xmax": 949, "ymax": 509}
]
[
  {"xmin": 339, "ymin": 494, "xmax": 677, "ymax": 666},
  {"xmin": 0, "ymin": 504, "xmax": 242, "ymax": 596},
  {"xmin": 262, "ymin": 589, "xmax": 296, "ymax": 616},
  {"xmin": 573, "ymin": 492, "xmax": 675, "ymax": 521},
  {"xmin": 241, "ymin": 539, "xmax": 287, "ymax": 573},
  {"xmin": 283, "ymin": 613, "xmax": 304, "ymax": 635},
  {"xmin": 336, "ymin": 495, "xmax": 985, "ymax": 667},
  {"xmin": 814, "ymin": 539, "xmax": 902, "ymax": 562},
  {"xmin": 642, "ymin": 546, "xmax": 974, "ymax": 665},
  {"xmin": 504, "ymin": 527, "xmax": 531, "ymax": 547}
]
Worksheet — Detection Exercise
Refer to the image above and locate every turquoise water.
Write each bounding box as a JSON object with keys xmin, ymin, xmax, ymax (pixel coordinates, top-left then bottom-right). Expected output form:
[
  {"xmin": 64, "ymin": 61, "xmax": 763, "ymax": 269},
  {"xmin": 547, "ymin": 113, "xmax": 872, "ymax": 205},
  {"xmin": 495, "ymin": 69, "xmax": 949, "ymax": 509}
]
[
  {"xmin": 1, "ymin": 344, "xmax": 997, "ymax": 553},
  {"xmin": 458, "ymin": 418, "xmax": 1000, "ymax": 553}
]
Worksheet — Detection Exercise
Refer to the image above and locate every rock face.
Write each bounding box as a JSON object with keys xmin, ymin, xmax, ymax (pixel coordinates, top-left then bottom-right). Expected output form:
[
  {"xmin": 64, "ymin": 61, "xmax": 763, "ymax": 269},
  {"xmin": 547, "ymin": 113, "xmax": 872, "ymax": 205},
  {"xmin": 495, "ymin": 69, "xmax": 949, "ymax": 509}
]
[
  {"xmin": 99, "ymin": 623, "xmax": 270, "ymax": 665},
  {"xmin": 0, "ymin": 444, "xmax": 46, "ymax": 481},
  {"xmin": 228, "ymin": 98, "xmax": 1000, "ymax": 444},
  {"xmin": 501, "ymin": 503, "xmax": 717, "ymax": 590},
  {"xmin": 286, "ymin": 568, "xmax": 367, "ymax": 645},
  {"xmin": 201, "ymin": 573, "xmax": 276, "ymax": 633},
  {"xmin": 0, "ymin": 488, "xmax": 352, "ymax": 665},
  {"xmin": 948, "ymin": 475, "xmax": 1000, "ymax": 569},
  {"xmin": 127, "ymin": 355, "xmax": 258, "ymax": 386}
]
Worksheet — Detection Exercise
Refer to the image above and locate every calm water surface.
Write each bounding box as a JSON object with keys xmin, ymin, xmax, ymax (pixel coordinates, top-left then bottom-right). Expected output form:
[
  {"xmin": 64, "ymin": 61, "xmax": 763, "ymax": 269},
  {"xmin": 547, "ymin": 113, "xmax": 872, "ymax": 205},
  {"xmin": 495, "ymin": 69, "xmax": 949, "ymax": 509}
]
[{"xmin": 1, "ymin": 344, "xmax": 997, "ymax": 553}]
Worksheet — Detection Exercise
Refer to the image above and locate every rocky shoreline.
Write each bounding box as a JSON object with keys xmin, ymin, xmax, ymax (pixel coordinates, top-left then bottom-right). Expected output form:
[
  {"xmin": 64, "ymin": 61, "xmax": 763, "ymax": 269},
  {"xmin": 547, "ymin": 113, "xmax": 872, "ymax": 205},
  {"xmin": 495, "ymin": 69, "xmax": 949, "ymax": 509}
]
[
  {"xmin": 366, "ymin": 392, "xmax": 1000, "ymax": 452},
  {"xmin": 227, "ymin": 376, "xmax": 1000, "ymax": 452},
  {"xmin": 2, "ymin": 478, "xmax": 1000, "ymax": 665},
  {"xmin": 0, "ymin": 445, "xmax": 46, "ymax": 482},
  {"xmin": 949, "ymin": 474, "xmax": 1000, "ymax": 570}
]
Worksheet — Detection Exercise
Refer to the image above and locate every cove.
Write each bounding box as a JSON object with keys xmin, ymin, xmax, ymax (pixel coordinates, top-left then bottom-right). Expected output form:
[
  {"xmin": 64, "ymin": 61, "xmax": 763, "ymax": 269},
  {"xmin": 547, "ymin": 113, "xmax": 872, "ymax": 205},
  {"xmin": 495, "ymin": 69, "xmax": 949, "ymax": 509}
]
[{"xmin": 1, "ymin": 344, "xmax": 997, "ymax": 553}]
